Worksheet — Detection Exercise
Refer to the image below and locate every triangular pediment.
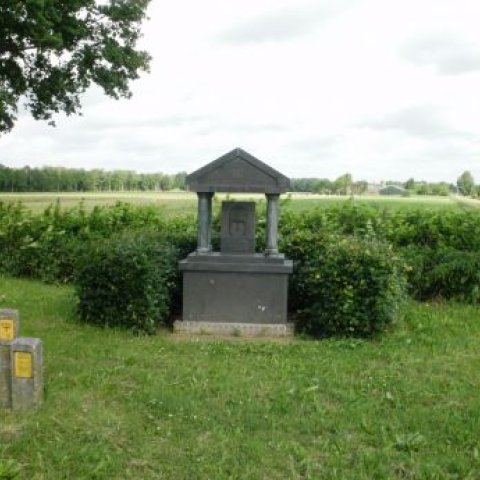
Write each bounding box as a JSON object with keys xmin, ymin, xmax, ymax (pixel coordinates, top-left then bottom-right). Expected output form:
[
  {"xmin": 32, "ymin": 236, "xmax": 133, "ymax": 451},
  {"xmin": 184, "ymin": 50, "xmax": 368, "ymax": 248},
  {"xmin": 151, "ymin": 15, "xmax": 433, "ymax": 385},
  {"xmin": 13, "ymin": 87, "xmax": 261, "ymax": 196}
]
[{"xmin": 187, "ymin": 148, "xmax": 290, "ymax": 193}]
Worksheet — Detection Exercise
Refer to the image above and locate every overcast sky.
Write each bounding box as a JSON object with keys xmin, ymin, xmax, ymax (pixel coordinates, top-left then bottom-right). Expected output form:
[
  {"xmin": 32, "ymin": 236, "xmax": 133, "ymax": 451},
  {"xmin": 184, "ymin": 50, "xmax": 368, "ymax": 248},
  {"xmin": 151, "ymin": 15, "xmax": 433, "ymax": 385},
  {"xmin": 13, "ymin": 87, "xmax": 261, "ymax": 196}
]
[{"xmin": 2, "ymin": 0, "xmax": 480, "ymax": 182}]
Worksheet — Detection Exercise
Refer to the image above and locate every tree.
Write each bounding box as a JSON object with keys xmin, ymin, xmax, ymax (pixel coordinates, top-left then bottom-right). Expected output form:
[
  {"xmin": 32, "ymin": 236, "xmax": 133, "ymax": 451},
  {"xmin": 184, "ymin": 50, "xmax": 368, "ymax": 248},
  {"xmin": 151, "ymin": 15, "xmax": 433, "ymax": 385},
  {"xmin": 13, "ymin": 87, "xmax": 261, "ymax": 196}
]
[
  {"xmin": 404, "ymin": 177, "xmax": 415, "ymax": 190},
  {"xmin": 334, "ymin": 173, "xmax": 353, "ymax": 195},
  {"xmin": 457, "ymin": 170, "xmax": 475, "ymax": 196},
  {"xmin": 0, "ymin": 0, "xmax": 151, "ymax": 133},
  {"xmin": 351, "ymin": 180, "xmax": 368, "ymax": 195}
]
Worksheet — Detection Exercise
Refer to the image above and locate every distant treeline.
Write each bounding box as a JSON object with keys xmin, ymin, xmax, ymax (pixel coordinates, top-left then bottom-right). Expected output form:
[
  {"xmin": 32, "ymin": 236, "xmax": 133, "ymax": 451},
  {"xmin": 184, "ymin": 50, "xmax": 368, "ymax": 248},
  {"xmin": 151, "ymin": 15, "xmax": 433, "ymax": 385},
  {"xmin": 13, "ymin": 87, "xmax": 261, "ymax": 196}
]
[
  {"xmin": 1, "ymin": 166, "xmax": 365, "ymax": 194},
  {"xmin": 290, "ymin": 175, "xmax": 367, "ymax": 195},
  {"xmin": 0, "ymin": 165, "xmax": 474, "ymax": 196},
  {"xmin": 0, "ymin": 165, "xmax": 187, "ymax": 192}
]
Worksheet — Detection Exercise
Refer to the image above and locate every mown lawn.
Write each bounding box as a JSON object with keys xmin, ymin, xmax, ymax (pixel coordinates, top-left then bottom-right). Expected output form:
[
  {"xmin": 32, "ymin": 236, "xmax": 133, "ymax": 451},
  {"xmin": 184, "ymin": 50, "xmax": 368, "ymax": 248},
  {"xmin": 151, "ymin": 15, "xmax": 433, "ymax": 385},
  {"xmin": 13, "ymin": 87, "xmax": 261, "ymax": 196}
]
[{"xmin": 1, "ymin": 276, "xmax": 479, "ymax": 479}]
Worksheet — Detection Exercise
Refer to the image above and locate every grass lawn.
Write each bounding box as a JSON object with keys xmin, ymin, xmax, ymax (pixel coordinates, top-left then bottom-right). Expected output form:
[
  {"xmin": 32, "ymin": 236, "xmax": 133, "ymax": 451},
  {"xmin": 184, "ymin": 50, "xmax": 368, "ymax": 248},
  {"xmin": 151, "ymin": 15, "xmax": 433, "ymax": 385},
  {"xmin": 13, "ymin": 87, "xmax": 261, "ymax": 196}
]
[{"xmin": 1, "ymin": 277, "xmax": 479, "ymax": 479}]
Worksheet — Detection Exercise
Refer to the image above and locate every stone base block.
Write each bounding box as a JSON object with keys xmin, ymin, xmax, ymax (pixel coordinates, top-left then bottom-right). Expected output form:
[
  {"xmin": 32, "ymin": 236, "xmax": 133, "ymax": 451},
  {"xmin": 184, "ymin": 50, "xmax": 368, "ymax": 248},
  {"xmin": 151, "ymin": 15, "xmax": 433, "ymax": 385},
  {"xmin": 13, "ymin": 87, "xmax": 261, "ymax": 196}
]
[
  {"xmin": 179, "ymin": 253, "xmax": 293, "ymax": 324},
  {"xmin": 174, "ymin": 321, "xmax": 294, "ymax": 337}
]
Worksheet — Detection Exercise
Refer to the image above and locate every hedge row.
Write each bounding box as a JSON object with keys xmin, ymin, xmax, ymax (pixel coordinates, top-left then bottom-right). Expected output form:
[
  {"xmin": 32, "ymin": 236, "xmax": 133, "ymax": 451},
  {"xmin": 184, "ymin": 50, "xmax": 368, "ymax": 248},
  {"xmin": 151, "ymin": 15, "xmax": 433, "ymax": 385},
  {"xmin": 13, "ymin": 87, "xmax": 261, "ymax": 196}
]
[
  {"xmin": 1, "ymin": 200, "xmax": 479, "ymax": 336},
  {"xmin": 280, "ymin": 202, "xmax": 480, "ymax": 302},
  {"xmin": 0, "ymin": 201, "xmax": 195, "ymax": 283}
]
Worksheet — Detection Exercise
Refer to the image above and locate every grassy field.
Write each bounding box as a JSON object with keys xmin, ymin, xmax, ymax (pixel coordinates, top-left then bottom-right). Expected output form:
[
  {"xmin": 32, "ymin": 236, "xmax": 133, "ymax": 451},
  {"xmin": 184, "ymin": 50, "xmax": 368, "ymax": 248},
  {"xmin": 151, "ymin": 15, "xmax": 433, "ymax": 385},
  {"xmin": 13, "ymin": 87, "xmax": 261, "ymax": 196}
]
[
  {"xmin": 1, "ymin": 191, "xmax": 478, "ymax": 215},
  {"xmin": 0, "ymin": 192, "xmax": 198, "ymax": 216},
  {"xmin": 1, "ymin": 277, "xmax": 479, "ymax": 479}
]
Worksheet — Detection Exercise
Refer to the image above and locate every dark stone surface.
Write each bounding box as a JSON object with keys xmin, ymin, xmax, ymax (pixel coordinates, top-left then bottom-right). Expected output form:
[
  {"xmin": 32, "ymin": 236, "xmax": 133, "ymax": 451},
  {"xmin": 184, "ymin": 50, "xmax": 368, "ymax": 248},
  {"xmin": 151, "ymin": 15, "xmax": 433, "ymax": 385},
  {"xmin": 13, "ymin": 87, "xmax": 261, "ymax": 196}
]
[
  {"xmin": 179, "ymin": 254, "xmax": 292, "ymax": 273},
  {"xmin": 183, "ymin": 252, "xmax": 287, "ymax": 264},
  {"xmin": 180, "ymin": 255, "xmax": 292, "ymax": 324},
  {"xmin": 187, "ymin": 148, "xmax": 290, "ymax": 194},
  {"xmin": 182, "ymin": 272, "xmax": 289, "ymax": 324},
  {"xmin": 220, "ymin": 201, "xmax": 256, "ymax": 254}
]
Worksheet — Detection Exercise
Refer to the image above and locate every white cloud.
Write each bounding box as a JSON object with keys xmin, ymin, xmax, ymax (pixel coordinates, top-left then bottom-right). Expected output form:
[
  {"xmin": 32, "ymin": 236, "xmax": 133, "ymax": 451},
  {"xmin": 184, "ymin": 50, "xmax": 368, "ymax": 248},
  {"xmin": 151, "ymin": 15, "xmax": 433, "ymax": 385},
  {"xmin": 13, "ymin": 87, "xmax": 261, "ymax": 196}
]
[
  {"xmin": 217, "ymin": 1, "xmax": 355, "ymax": 44},
  {"xmin": 402, "ymin": 34, "xmax": 480, "ymax": 75},
  {"xmin": 1, "ymin": 0, "xmax": 480, "ymax": 182},
  {"xmin": 359, "ymin": 106, "xmax": 471, "ymax": 140}
]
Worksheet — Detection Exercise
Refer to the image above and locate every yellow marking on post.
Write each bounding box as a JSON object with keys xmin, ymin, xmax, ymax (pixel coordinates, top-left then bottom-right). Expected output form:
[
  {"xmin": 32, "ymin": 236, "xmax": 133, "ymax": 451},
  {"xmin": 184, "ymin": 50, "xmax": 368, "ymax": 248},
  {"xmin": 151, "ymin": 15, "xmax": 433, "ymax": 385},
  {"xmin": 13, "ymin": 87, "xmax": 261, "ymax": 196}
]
[
  {"xmin": 14, "ymin": 352, "xmax": 33, "ymax": 379},
  {"xmin": 0, "ymin": 318, "xmax": 14, "ymax": 341}
]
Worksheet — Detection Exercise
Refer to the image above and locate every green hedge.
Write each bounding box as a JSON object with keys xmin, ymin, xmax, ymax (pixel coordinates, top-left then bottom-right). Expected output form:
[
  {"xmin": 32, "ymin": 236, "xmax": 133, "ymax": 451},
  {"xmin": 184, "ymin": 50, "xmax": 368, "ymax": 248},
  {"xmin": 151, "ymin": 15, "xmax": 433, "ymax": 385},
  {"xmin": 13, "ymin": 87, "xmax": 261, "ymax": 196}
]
[
  {"xmin": 1, "ymin": 200, "xmax": 480, "ymax": 336},
  {"xmin": 400, "ymin": 246, "xmax": 480, "ymax": 303},
  {"xmin": 280, "ymin": 202, "xmax": 480, "ymax": 304},
  {"xmin": 283, "ymin": 232, "xmax": 406, "ymax": 337},
  {"xmin": 0, "ymin": 201, "xmax": 195, "ymax": 283},
  {"xmin": 75, "ymin": 232, "xmax": 178, "ymax": 334},
  {"xmin": 280, "ymin": 202, "xmax": 480, "ymax": 251}
]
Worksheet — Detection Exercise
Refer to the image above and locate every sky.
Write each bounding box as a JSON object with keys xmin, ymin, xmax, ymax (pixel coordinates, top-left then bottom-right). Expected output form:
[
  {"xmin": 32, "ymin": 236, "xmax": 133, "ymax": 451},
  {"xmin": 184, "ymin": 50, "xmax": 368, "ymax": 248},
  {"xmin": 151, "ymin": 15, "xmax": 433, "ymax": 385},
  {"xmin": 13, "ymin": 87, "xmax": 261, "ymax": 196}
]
[{"xmin": 1, "ymin": 0, "xmax": 480, "ymax": 183}]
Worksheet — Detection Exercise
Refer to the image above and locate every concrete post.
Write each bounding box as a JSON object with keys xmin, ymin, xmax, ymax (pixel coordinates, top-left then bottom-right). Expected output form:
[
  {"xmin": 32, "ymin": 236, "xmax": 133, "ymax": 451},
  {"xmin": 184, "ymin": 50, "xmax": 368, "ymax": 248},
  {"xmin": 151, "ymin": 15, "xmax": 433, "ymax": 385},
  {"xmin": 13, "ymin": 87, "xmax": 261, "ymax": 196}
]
[
  {"xmin": 265, "ymin": 194, "xmax": 280, "ymax": 256},
  {"xmin": 197, "ymin": 192, "xmax": 213, "ymax": 253},
  {"xmin": 0, "ymin": 309, "xmax": 20, "ymax": 409},
  {"xmin": 11, "ymin": 338, "xmax": 43, "ymax": 411},
  {"xmin": 0, "ymin": 345, "xmax": 11, "ymax": 409}
]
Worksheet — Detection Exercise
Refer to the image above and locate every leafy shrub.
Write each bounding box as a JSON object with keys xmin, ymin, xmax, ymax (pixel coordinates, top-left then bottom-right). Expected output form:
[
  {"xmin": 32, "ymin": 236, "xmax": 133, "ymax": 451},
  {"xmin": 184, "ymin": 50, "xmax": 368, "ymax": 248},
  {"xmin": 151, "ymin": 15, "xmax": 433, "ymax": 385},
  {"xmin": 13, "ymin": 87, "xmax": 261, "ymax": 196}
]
[
  {"xmin": 427, "ymin": 248, "xmax": 480, "ymax": 303},
  {"xmin": 401, "ymin": 246, "xmax": 480, "ymax": 303},
  {"xmin": 75, "ymin": 232, "xmax": 178, "ymax": 333},
  {"xmin": 154, "ymin": 215, "xmax": 196, "ymax": 314},
  {"xmin": 280, "ymin": 202, "xmax": 480, "ymax": 251},
  {"xmin": 0, "ymin": 201, "xmax": 176, "ymax": 282},
  {"xmin": 280, "ymin": 202, "xmax": 480, "ymax": 304},
  {"xmin": 285, "ymin": 232, "xmax": 406, "ymax": 337}
]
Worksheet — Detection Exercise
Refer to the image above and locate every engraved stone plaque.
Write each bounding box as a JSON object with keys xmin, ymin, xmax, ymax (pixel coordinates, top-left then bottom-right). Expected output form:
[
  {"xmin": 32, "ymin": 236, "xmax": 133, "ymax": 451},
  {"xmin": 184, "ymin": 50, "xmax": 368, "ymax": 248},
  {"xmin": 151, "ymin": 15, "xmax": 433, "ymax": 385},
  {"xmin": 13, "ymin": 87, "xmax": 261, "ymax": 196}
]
[
  {"xmin": 0, "ymin": 319, "xmax": 14, "ymax": 342},
  {"xmin": 220, "ymin": 201, "xmax": 255, "ymax": 254},
  {"xmin": 0, "ymin": 310, "xmax": 19, "ymax": 345},
  {"xmin": 14, "ymin": 352, "xmax": 33, "ymax": 378}
]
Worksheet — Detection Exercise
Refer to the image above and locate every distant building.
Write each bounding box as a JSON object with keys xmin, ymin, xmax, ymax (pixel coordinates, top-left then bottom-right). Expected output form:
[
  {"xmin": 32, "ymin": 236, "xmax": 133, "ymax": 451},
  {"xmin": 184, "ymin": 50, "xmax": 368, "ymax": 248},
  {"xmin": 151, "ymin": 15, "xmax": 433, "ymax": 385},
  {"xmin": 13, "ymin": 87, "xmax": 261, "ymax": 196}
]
[{"xmin": 379, "ymin": 185, "xmax": 406, "ymax": 196}]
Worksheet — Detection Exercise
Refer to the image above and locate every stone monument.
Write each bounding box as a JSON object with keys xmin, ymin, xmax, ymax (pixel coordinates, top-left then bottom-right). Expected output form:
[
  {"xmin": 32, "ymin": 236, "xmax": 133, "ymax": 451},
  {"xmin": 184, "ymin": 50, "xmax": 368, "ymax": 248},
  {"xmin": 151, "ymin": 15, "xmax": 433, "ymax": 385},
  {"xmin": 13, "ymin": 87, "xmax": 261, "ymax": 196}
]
[{"xmin": 175, "ymin": 148, "xmax": 293, "ymax": 336}]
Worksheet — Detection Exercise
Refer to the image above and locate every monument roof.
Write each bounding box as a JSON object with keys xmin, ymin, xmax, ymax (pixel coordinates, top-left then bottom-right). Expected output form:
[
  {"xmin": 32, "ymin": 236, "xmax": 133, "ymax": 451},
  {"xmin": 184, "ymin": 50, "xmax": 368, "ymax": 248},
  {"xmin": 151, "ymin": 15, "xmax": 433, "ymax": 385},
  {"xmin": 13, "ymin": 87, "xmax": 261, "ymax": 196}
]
[{"xmin": 186, "ymin": 148, "xmax": 290, "ymax": 193}]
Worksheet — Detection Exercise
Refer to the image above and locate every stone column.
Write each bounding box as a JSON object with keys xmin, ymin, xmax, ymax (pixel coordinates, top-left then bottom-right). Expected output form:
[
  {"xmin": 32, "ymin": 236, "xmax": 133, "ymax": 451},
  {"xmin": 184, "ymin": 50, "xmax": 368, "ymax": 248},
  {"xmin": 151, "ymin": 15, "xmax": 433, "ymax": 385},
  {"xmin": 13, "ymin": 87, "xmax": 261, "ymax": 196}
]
[
  {"xmin": 197, "ymin": 192, "xmax": 213, "ymax": 253},
  {"xmin": 207, "ymin": 192, "xmax": 213, "ymax": 250},
  {"xmin": 265, "ymin": 193, "xmax": 280, "ymax": 256}
]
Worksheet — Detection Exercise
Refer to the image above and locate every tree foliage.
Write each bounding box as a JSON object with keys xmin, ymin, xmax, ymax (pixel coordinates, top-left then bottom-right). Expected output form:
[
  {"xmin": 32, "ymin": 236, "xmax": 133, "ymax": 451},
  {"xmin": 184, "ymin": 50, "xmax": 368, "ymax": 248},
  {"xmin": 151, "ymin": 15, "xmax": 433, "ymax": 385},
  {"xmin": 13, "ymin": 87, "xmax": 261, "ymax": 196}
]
[
  {"xmin": 457, "ymin": 170, "xmax": 475, "ymax": 196},
  {"xmin": 0, "ymin": 164, "xmax": 186, "ymax": 192},
  {"xmin": 290, "ymin": 175, "xmax": 367, "ymax": 195},
  {"xmin": 0, "ymin": 0, "xmax": 151, "ymax": 133},
  {"xmin": 334, "ymin": 173, "xmax": 352, "ymax": 195}
]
